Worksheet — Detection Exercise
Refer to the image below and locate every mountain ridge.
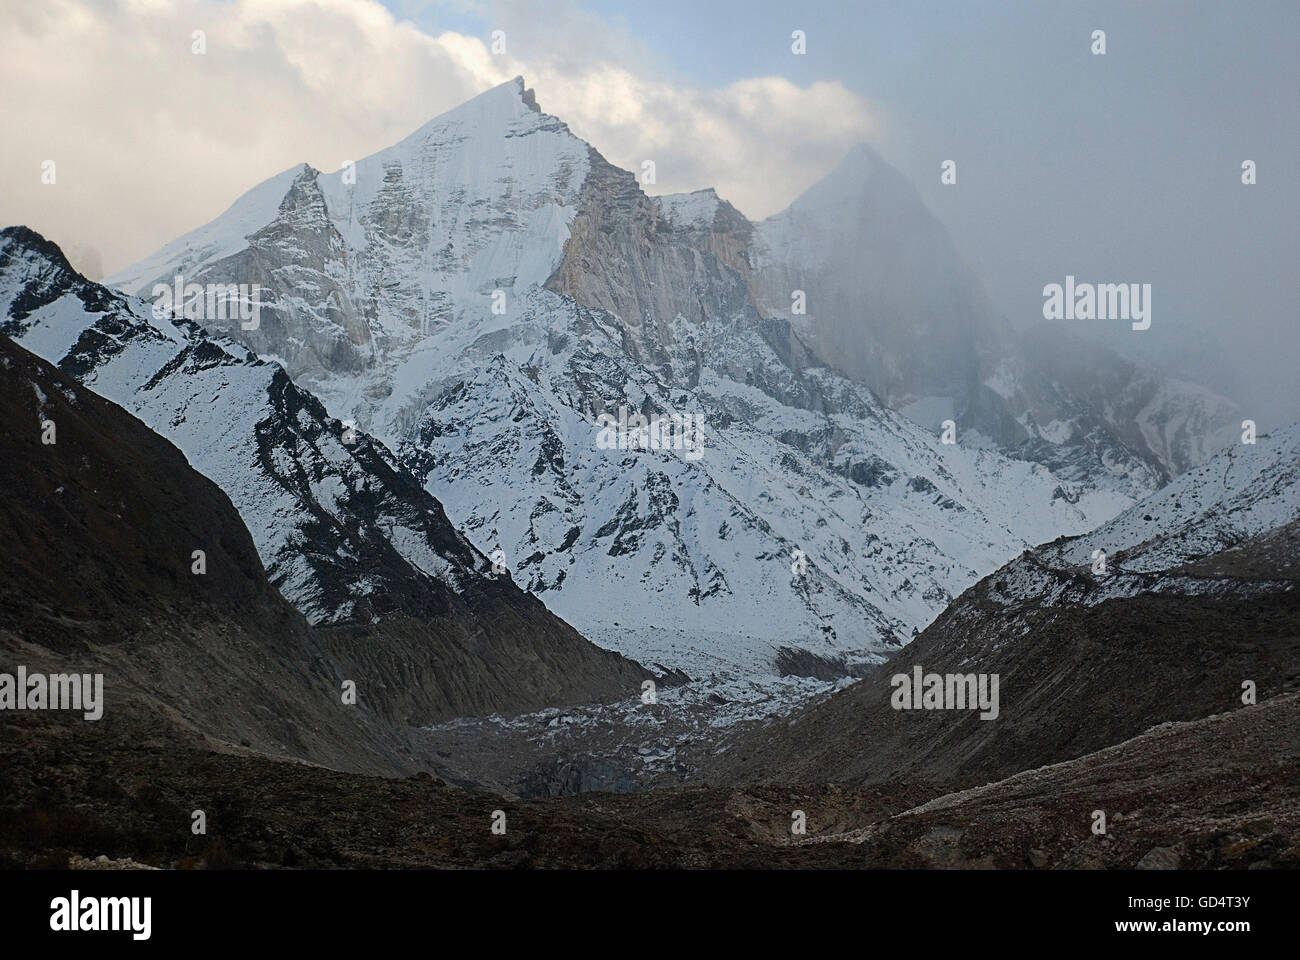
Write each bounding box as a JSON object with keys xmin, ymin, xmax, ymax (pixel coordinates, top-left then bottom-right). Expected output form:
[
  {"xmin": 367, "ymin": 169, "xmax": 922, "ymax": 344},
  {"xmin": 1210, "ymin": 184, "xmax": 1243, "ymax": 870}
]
[{"xmin": 0, "ymin": 225, "xmax": 654, "ymax": 724}]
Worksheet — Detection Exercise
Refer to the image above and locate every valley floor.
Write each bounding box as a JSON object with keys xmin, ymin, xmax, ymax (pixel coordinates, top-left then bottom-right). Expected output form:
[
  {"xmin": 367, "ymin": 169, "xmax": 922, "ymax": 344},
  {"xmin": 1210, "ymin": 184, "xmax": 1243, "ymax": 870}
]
[
  {"xmin": 417, "ymin": 671, "xmax": 847, "ymax": 796},
  {"xmin": 3, "ymin": 693, "xmax": 1295, "ymax": 870}
]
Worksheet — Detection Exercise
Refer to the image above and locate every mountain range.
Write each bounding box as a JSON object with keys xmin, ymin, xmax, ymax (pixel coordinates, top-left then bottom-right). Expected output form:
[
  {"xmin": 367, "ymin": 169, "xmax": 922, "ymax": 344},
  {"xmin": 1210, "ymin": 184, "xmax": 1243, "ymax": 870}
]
[
  {"xmin": 2, "ymin": 75, "xmax": 1294, "ymax": 872},
  {"xmin": 96, "ymin": 76, "xmax": 1237, "ymax": 676}
]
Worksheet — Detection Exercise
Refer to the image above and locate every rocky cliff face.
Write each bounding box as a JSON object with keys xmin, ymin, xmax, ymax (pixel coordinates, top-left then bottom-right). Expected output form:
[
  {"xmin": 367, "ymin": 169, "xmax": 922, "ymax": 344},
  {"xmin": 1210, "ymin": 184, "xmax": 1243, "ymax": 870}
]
[{"xmin": 546, "ymin": 154, "xmax": 757, "ymax": 357}]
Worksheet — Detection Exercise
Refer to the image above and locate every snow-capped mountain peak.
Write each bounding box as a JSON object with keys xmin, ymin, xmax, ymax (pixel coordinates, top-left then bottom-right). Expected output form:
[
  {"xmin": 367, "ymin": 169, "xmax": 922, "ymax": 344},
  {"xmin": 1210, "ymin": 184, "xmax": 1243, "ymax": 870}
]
[{"xmin": 96, "ymin": 80, "xmax": 1237, "ymax": 676}]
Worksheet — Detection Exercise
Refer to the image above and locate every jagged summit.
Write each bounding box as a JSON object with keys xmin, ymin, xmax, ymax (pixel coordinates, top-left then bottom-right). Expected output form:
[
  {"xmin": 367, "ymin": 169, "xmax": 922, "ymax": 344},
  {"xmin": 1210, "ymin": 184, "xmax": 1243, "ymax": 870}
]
[
  {"xmin": 387, "ymin": 75, "xmax": 555, "ymax": 151},
  {"xmin": 1, "ymin": 224, "xmax": 73, "ymax": 266},
  {"xmin": 108, "ymin": 75, "xmax": 572, "ymax": 298}
]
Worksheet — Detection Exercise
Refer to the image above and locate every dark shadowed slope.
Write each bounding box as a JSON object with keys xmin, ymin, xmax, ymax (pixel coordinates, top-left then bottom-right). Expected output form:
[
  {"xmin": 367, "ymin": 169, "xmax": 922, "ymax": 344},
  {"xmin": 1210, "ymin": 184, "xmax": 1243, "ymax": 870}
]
[
  {"xmin": 0, "ymin": 334, "xmax": 648, "ymax": 788},
  {"xmin": 0, "ymin": 334, "xmax": 413, "ymax": 774}
]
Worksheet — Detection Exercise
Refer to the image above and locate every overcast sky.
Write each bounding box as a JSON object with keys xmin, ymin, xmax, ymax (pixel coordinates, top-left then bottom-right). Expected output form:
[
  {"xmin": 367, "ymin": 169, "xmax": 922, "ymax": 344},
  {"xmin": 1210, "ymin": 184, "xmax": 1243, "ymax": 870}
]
[{"xmin": 2, "ymin": 0, "xmax": 1296, "ymax": 425}]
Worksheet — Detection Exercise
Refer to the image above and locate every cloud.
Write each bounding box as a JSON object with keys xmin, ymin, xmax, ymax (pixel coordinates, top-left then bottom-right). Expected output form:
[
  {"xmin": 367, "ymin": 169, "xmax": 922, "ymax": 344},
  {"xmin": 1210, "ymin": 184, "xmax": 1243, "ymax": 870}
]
[
  {"xmin": 533, "ymin": 68, "xmax": 877, "ymax": 220},
  {"xmin": 0, "ymin": 0, "xmax": 875, "ymax": 274}
]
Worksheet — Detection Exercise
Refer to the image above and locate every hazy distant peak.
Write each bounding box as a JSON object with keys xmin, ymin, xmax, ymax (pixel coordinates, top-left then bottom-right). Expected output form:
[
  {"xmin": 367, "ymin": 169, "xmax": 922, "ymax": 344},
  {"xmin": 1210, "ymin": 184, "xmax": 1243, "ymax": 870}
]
[{"xmin": 763, "ymin": 141, "xmax": 896, "ymax": 221}]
